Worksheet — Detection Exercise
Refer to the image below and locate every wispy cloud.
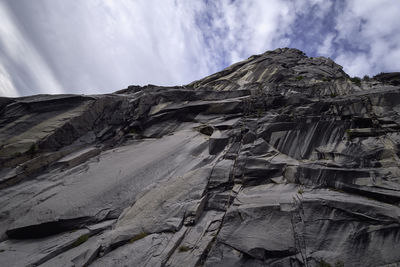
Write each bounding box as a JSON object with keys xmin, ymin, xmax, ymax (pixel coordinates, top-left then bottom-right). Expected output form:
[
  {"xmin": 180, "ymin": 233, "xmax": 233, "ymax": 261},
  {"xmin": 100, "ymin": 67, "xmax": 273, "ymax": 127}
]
[
  {"xmin": 318, "ymin": 0, "xmax": 400, "ymax": 77},
  {"xmin": 4, "ymin": 1, "xmax": 219, "ymax": 95},
  {"xmin": 0, "ymin": 2, "xmax": 63, "ymax": 96},
  {"xmin": 1, "ymin": 0, "xmax": 399, "ymax": 96},
  {"xmin": 197, "ymin": 0, "xmax": 295, "ymax": 65},
  {"xmin": 0, "ymin": 61, "xmax": 18, "ymax": 97}
]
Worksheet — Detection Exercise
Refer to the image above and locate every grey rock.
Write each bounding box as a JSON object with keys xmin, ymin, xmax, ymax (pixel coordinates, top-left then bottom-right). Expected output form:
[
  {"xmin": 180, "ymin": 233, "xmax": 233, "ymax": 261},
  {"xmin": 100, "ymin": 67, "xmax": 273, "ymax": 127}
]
[
  {"xmin": 165, "ymin": 210, "xmax": 224, "ymax": 267},
  {"xmin": 0, "ymin": 127, "xmax": 210, "ymax": 241},
  {"xmin": 0, "ymin": 228, "xmax": 91, "ymax": 266},
  {"xmin": 1, "ymin": 48, "xmax": 400, "ymax": 266},
  {"xmin": 209, "ymin": 130, "xmax": 230, "ymax": 155},
  {"xmin": 91, "ymin": 229, "xmax": 187, "ymax": 267},
  {"xmin": 208, "ymin": 159, "xmax": 234, "ymax": 189},
  {"xmin": 242, "ymin": 130, "xmax": 256, "ymax": 144},
  {"xmin": 103, "ymin": 164, "xmax": 213, "ymax": 248}
]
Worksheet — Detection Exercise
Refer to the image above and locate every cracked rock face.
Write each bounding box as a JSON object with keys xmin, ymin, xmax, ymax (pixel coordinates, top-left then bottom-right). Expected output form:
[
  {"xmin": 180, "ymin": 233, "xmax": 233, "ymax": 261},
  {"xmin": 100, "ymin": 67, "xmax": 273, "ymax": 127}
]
[{"xmin": 1, "ymin": 48, "xmax": 400, "ymax": 266}]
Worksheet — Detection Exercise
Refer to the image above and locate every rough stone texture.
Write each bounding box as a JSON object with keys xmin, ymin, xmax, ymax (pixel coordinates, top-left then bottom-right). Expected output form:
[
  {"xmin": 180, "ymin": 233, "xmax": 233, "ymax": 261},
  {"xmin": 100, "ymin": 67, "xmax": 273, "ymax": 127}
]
[{"xmin": 1, "ymin": 48, "xmax": 400, "ymax": 266}]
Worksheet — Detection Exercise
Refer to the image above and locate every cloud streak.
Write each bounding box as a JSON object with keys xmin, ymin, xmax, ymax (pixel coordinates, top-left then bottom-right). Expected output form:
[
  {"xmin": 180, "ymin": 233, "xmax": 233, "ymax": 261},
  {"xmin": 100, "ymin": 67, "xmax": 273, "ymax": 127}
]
[
  {"xmin": 0, "ymin": 62, "xmax": 18, "ymax": 97},
  {"xmin": 1, "ymin": 0, "xmax": 399, "ymax": 96},
  {"xmin": 0, "ymin": 2, "xmax": 63, "ymax": 96}
]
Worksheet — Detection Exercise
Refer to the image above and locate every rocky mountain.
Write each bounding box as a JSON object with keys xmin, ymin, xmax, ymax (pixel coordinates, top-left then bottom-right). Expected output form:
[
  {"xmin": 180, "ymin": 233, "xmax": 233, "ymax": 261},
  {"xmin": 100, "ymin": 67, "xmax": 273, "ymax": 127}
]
[{"xmin": 1, "ymin": 48, "xmax": 400, "ymax": 267}]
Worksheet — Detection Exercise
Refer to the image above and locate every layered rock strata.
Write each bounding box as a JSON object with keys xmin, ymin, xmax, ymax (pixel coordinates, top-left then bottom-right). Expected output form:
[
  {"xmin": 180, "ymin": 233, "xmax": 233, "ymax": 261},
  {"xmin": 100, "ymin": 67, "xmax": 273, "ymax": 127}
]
[{"xmin": 1, "ymin": 48, "xmax": 400, "ymax": 266}]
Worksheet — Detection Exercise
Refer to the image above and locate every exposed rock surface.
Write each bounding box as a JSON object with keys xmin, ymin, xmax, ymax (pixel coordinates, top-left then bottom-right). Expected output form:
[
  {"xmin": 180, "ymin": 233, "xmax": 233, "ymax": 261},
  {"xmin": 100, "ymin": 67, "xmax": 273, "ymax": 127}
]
[{"xmin": 1, "ymin": 48, "xmax": 400, "ymax": 266}]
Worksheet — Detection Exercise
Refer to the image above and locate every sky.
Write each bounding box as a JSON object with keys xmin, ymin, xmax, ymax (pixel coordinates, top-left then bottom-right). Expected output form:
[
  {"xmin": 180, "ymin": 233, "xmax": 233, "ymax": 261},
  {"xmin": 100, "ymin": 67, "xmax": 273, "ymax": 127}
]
[{"xmin": 0, "ymin": 0, "xmax": 400, "ymax": 97}]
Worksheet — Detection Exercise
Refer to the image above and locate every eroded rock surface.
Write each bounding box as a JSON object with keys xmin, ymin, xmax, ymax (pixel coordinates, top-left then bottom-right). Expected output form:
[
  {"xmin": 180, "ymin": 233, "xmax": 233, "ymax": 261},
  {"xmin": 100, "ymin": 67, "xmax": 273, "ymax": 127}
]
[{"xmin": 1, "ymin": 48, "xmax": 400, "ymax": 266}]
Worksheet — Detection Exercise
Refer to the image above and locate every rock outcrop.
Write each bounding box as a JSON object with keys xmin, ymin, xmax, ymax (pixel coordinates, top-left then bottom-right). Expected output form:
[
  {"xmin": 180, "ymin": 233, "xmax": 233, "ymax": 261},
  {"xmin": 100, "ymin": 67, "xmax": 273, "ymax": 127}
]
[{"xmin": 1, "ymin": 48, "xmax": 400, "ymax": 266}]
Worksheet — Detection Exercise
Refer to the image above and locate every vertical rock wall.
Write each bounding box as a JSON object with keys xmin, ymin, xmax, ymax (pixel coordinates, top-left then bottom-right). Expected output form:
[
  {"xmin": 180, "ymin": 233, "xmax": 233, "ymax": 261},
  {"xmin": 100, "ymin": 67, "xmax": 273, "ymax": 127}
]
[{"xmin": 1, "ymin": 48, "xmax": 400, "ymax": 266}]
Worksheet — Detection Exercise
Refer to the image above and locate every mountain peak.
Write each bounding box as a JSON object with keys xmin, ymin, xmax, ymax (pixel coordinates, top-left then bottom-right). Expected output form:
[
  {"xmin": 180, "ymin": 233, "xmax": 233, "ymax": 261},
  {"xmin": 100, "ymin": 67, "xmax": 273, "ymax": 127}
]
[{"xmin": 190, "ymin": 47, "xmax": 350, "ymax": 96}]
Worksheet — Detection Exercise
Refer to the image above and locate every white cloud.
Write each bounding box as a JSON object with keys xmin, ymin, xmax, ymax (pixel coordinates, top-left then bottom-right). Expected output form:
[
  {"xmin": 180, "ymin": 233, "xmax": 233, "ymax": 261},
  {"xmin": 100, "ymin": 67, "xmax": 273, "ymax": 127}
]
[
  {"xmin": 197, "ymin": 0, "xmax": 296, "ymax": 65},
  {"xmin": 292, "ymin": 0, "xmax": 333, "ymax": 18},
  {"xmin": 335, "ymin": 52, "xmax": 370, "ymax": 77},
  {"xmin": 0, "ymin": 2, "xmax": 63, "ymax": 96},
  {"xmin": 3, "ymin": 0, "xmax": 298, "ymax": 94},
  {"xmin": 9, "ymin": 0, "xmax": 215, "ymax": 93},
  {"xmin": 318, "ymin": 33, "xmax": 335, "ymax": 56},
  {"xmin": 2, "ymin": 0, "xmax": 400, "ymax": 96},
  {"xmin": 332, "ymin": 0, "xmax": 400, "ymax": 76},
  {"xmin": 0, "ymin": 62, "xmax": 18, "ymax": 97}
]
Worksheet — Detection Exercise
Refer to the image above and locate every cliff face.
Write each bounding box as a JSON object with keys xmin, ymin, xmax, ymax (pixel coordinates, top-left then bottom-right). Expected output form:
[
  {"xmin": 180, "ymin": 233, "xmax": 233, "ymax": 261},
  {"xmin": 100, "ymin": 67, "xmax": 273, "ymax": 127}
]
[{"xmin": 1, "ymin": 48, "xmax": 400, "ymax": 266}]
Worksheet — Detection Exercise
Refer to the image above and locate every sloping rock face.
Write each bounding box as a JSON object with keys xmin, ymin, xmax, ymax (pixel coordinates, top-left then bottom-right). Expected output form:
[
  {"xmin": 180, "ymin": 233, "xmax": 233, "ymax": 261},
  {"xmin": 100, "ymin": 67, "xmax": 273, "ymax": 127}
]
[{"xmin": 1, "ymin": 48, "xmax": 400, "ymax": 267}]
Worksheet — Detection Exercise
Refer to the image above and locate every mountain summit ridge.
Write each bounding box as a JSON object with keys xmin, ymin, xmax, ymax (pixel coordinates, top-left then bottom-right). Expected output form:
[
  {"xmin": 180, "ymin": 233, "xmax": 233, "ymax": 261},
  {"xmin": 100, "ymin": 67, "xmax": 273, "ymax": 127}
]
[
  {"xmin": 190, "ymin": 48, "xmax": 348, "ymax": 93},
  {"xmin": 1, "ymin": 48, "xmax": 400, "ymax": 266}
]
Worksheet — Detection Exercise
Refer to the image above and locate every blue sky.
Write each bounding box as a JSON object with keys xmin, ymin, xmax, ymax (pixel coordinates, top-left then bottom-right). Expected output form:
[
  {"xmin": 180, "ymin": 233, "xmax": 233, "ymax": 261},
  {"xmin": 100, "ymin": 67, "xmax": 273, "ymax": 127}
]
[{"xmin": 0, "ymin": 0, "xmax": 400, "ymax": 97}]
